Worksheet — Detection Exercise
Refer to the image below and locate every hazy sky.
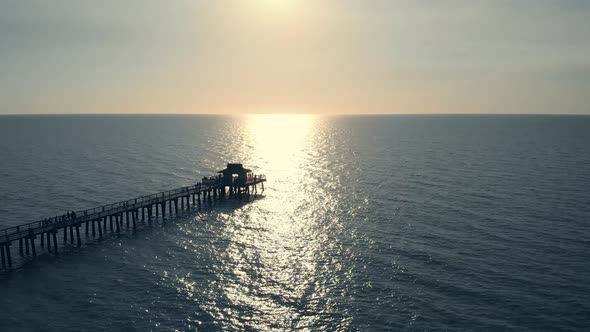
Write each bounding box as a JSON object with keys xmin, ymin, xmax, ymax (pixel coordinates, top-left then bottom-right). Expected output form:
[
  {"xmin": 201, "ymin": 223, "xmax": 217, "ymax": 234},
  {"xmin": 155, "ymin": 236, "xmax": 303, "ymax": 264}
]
[{"xmin": 1, "ymin": 0, "xmax": 589, "ymax": 114}]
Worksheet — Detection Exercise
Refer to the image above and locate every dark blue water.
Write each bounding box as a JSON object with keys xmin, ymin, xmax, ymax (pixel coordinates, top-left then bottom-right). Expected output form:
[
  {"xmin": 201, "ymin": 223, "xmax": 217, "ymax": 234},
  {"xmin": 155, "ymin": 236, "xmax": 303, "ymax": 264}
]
[{"xmin": 0, "ymin": 114, "xmax": 589, "ymax": 331}]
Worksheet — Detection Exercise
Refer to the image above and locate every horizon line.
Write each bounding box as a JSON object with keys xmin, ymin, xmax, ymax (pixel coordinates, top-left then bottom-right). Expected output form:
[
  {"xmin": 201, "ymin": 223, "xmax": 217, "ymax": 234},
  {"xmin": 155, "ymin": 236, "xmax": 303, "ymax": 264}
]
[{"xmin": 1, "ymin": 112, "xmax": 589, "ymax": 116}]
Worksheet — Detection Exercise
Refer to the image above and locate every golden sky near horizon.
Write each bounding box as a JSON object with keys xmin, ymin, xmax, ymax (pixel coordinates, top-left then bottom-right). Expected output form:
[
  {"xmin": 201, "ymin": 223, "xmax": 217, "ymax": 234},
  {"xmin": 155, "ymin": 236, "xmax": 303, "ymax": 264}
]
[{"xmin": 0, "ymin": 0, "xmax": 589, "ymax": 114}]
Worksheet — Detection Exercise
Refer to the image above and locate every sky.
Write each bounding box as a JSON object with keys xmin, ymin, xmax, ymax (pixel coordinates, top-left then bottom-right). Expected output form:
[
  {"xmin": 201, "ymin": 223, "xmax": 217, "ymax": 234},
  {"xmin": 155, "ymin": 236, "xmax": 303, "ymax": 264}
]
[{"xmin": 0, "ymin": 0, "xmax": 589, "ymax": 114}]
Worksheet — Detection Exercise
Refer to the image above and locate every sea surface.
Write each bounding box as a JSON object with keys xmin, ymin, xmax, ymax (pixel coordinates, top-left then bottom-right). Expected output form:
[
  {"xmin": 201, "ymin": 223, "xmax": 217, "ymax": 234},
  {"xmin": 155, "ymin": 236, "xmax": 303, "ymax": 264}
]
[{"xmin": 0, "ymin": 114, "xmax": 589, "ymax": 331}]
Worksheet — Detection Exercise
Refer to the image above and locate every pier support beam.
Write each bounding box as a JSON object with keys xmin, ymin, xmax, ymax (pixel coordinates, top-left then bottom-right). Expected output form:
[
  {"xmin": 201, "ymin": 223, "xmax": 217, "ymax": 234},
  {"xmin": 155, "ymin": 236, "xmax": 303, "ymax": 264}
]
[
  {"xmin": 76, "ymin": 226, "xmax": 81, "ymax": 247},
  {"xmin": 6, "ymin": 243, "xmax": 12, "ymax": 267},
  {"xmin": 30, "ymin": 236, "xmax": 36, "ymax": 257},
  {"xmin": 52, "ymin": 231, "xmax": 58, "ymax": 254},
  {"xmin": 47, "ymin": 232, "xmax": 52, "ymax": 252},
  {"xmin": 1, "ymin": 245, "xmax": 5, "ymax": 267},
  {"xmin": 132, "ymin": 210, "xmax": 137, "ymax": 231}
]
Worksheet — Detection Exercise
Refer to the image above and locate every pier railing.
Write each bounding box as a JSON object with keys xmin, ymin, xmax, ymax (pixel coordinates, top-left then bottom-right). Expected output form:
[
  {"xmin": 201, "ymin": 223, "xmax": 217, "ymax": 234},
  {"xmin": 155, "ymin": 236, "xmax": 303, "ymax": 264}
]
[{"xmin": 0, "ymin": 174, "xmax": 266, "ymax": 244}]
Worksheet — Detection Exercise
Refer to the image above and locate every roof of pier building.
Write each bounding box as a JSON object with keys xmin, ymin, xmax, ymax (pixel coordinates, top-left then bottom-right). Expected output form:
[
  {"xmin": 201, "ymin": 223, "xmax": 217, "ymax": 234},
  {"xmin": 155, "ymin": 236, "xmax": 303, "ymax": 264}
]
[{"xmin": 217, "ymin": 163, "xmax": 252, "ymax": 176}]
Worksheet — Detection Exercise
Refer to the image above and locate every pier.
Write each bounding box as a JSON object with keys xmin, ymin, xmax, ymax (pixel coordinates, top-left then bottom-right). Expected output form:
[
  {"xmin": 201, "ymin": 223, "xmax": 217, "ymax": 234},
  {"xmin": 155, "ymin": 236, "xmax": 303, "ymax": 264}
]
[{"xmin": 0, "ymin": 164, "xmax": 266, "ymax": 269}]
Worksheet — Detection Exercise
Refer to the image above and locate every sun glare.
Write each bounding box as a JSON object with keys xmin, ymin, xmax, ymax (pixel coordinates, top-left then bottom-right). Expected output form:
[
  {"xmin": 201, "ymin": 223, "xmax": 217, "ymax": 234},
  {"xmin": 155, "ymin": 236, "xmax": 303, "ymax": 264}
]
[
  {"xmin": 254, "ymin": 0, "xmax": 298, "ymax": 14},
  {"xmin": 260, "ymin": 0, "xmax": 293, "ymax": 8},
  {"xmin": 246, "ymin": 114, "xmax": 316, "ymax": 171}
]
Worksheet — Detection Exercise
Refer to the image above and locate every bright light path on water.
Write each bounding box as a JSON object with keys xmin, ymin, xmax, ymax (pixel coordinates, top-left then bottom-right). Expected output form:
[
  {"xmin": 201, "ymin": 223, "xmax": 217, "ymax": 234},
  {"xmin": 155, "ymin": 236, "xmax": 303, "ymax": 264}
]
[{"xmin": 171, "ymin": 114, "xmax": 356, "ymax": 329}]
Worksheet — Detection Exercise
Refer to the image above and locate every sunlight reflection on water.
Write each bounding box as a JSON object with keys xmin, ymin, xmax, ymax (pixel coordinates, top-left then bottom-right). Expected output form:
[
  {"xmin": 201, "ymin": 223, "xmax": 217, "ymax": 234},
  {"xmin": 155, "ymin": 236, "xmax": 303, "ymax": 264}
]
[{"xmin": 173, "ymin": 114, "xmax": 358, "ymax": 329}]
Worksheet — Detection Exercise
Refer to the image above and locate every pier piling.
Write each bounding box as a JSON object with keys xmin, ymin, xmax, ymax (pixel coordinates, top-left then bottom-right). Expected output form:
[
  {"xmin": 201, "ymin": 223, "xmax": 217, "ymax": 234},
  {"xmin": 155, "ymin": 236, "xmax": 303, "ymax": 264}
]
[
  {"xmin": 76, "ymin": 226, "xmax": 81, "ymax": 247},
  {"xmin": 31, "ymin": 236, "xmax": 36, "ymax": 257},
  {"xmin": 47, "ymin": 232, "xmax": 52, "ymax": 252},
  {"xmin": 52, "ymin": 231, "xmax": 58, "ymax": 254},
  {"xmin": 132, "ymin": 210, "xmax": 137, "ymax": 231},
  {"xmin": 6, "ymin": 243, "xmax": 12, "ymax": 267}
]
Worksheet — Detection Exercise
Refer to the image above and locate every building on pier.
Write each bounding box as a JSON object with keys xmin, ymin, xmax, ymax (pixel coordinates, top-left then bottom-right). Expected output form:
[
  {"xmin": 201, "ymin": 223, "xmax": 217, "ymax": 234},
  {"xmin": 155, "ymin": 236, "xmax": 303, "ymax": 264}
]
[{"xmin": 218, "ymin": 163, "xmax": 252, "ymax": 187}]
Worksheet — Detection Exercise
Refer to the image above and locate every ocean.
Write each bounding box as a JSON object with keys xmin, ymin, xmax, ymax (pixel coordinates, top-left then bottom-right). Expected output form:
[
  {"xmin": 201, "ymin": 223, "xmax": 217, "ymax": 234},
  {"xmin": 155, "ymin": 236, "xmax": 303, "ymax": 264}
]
[{"xmin": 0, "ymin": 114, "xmax": 589, "ymax": 331}]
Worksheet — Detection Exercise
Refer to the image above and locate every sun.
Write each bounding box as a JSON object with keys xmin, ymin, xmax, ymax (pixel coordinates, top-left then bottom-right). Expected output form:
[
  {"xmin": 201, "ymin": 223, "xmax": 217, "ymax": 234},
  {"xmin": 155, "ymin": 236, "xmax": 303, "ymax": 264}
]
[
  {"xmin": 261, "ymin": 0, "xmax": 293, "ymax": 6},
  {"xmin": 239, "ymin": 0, "xmax": 308, "ymax": 21},
  {"xmin": 256, "ymin": 0, "xmax": 296, "ymax": 12}
]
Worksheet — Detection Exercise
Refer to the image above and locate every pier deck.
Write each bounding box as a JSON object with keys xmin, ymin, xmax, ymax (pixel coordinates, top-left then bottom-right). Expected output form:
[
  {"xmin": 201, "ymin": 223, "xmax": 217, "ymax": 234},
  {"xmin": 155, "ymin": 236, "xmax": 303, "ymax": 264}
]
[{"xmin": 0, "ymin": 173, "xmax": 266, "ymax": 268}]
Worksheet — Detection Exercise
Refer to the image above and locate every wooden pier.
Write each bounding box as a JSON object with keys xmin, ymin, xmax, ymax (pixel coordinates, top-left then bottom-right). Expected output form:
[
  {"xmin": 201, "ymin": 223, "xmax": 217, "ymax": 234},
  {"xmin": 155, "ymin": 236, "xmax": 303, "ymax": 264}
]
[{"xmin": 0, "ymin": 164, "xmax": 265, "ymax": 269}]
